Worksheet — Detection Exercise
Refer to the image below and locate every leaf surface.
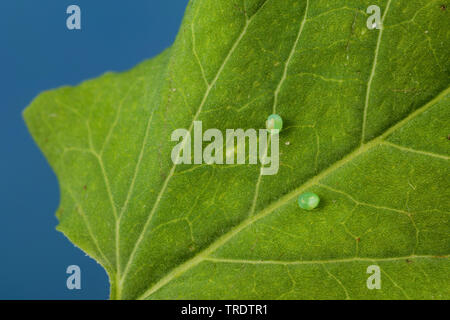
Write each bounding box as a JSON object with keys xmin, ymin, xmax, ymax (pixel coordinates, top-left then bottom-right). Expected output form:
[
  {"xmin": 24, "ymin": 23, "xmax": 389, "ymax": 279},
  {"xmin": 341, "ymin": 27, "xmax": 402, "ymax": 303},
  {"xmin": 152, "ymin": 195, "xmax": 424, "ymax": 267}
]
[{"xmin": 24, "ymin": 0, "xmax": 450, "ymax": 299}]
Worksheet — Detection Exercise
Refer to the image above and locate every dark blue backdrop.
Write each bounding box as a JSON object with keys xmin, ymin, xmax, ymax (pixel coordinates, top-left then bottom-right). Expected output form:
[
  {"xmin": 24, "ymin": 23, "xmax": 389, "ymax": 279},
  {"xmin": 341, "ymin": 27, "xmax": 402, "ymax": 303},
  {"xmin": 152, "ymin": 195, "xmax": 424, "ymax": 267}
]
[{"xmin": 0, "ymin": 0, "xmax": 188, "ymax": 300}]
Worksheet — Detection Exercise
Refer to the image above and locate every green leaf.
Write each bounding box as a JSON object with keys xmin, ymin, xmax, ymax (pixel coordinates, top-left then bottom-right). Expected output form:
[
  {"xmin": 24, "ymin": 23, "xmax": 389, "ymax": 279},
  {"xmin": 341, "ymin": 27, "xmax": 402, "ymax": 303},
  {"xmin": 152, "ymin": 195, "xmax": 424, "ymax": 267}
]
[{"xmin": 24, "ymin": 0, "xmax": 449, "ymax": 299}]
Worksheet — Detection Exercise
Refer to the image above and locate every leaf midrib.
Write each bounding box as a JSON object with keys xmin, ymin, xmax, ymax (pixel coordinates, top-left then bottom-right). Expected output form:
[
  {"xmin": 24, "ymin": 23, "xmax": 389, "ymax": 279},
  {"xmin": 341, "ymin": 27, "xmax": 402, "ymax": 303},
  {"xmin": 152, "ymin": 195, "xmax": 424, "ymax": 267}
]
[{"xmin": 135, "ymin": 86, "xmax": 450, "ymax": 300}]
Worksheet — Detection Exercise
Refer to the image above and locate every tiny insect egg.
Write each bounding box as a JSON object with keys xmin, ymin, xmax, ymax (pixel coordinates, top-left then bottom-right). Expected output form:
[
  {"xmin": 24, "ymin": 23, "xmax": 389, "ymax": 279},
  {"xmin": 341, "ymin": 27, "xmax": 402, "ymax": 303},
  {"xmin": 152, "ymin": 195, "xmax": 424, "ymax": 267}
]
[
  {"xmin": 298, "ymin": 192, "xmax": 320, "ymax": 210},
  {"xmin": 266, "ymin": 114, "xmax": 283, "ymax": 134}
]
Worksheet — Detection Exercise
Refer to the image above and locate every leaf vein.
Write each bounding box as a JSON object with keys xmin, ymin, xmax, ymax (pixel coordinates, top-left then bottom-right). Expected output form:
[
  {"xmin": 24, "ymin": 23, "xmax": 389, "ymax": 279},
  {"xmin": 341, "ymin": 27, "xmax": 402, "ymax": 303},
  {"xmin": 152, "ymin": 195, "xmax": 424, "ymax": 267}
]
[
  {"xmin": 361, "ymin": 0, "xmax": 392, "ymax": 144},
  {"xmin": 382, "ymin": 141, "xmax": 450, "ymax": 160},
  {"xmin": 203, "ymin": 255, "xmax": 448, "ymax": 266}
]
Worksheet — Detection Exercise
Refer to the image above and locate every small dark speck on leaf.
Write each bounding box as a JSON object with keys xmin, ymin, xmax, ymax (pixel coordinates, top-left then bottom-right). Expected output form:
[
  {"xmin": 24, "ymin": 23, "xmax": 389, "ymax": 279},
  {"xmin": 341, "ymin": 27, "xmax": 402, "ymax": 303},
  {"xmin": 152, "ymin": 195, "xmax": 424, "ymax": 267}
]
[
  {"xmin": 356, "ymin": 237, "xmax": 361, "ymax": 242},
  {"xmin": 440, "ymin": 4, "xmax": 446, "ymax": 11},
  {"xmin": 83, "ymin": 185, "xmax": 87, "ymax": 190},
  {"xmin": 447, "ymin": 134, "xmax": 450, "ymax": 140},
  {"xmin": 406, "ymin": 259, "xmax": 413, "ymax": 264},
  {"xmin": 277, "ymin": 252, "xmax": 286, "ymax": 260}
]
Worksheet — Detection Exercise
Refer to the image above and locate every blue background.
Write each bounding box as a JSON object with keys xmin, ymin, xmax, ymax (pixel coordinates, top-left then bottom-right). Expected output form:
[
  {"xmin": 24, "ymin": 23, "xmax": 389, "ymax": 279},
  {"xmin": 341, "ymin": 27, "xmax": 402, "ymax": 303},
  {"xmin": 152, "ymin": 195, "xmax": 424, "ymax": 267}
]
[{"xmin": 0, "ymin": 0, "xmax": 188, "ymax": 299}]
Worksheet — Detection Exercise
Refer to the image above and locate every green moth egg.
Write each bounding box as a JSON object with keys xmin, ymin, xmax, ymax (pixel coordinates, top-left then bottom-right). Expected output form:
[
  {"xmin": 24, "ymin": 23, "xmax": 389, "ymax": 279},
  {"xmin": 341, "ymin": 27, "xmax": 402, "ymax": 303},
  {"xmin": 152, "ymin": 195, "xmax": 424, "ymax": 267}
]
[
  {"xmin": 298, "ymin": 192, "xmax": 320, "ymax": 210},
  {"xmin": 266, "ymin": 114, "xmax": 283, "ymax": 133}
]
